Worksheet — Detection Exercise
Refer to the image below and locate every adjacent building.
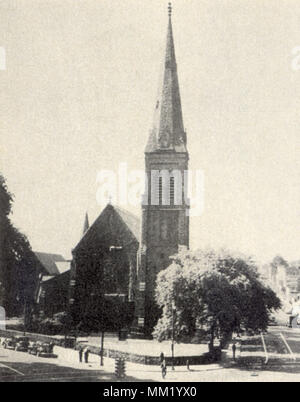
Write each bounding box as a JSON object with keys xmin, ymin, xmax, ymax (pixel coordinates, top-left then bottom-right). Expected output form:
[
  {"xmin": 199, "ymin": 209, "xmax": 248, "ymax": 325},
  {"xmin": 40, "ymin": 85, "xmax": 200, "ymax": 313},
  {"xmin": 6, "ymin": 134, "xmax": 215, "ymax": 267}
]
[
  {"xmin": 35, "ymin": 252, "xmax": 70, "ymax": 316},
  {"xmin": 260, "ymin": 259, "xmax": 300, "ymax": 307}
]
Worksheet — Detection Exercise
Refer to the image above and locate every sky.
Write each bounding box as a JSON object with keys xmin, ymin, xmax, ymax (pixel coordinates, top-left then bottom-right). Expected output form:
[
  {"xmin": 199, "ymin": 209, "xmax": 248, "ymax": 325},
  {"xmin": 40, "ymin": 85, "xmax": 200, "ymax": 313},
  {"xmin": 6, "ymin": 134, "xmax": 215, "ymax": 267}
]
[{"xmin": 0, "ymin": 0, "xmax": 299, "ymax": 264}]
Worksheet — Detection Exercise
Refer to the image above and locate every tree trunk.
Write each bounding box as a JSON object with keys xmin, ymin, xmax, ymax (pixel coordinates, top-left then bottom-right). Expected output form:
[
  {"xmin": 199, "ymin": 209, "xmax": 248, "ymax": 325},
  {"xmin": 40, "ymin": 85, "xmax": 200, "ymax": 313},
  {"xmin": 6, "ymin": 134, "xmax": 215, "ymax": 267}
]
[
  {"xmin": 208, "ymin": 323, "xmax": 215, "ymax": 353},
  {"xmin": 220, "ymin": 331, "xmax": 232, "ymax": 349}
]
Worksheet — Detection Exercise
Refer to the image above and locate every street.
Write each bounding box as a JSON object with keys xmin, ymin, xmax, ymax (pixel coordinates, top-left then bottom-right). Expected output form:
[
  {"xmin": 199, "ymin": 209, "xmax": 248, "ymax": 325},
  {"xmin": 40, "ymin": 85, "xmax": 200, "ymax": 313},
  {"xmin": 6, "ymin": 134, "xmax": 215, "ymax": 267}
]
[
  {"xmin": 262, "ymin": 326, "xmax": 300, "ymax": 373},
  {"xmin": 1, "ymin": 326, "xmax": 300, "ymax": 382},
  {"xmin": 0, "ymin": 346, "xmax": 154, "ymax": 382}
]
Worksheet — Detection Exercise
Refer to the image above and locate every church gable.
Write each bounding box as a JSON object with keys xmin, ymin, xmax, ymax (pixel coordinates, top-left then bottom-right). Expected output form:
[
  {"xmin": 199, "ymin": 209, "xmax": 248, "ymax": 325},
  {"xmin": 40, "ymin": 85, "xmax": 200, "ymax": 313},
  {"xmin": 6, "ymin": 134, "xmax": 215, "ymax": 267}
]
[
  {"xmin": 73, "ymin": 204, "xmax": 140, "ymax": 254},
  {"xmin": 69, "ymin": 204, "xmax": 139, "ymax": 329}
]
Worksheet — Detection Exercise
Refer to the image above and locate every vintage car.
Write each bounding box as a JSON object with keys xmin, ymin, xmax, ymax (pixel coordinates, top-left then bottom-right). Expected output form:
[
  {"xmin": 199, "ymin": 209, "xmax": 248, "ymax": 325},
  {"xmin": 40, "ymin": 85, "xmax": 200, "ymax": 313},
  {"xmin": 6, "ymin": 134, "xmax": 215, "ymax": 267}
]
[
  {"xmin": 28, "ymin": 341, "xmax": 54, "ymax": 357},
  {"xmin": 27, "ymin": 341, "xmax": 36, "ymax": 354},
  {"xmin": 28, "ymin": 341, "xmax": 38, "ymax": 355},
  {"xmin": 2, "ymin": 337, "xmax": 16, "ymax": 350},
  {"xmin": 14, "ymin": 336, "xmax": 30, "ymax": 352}
]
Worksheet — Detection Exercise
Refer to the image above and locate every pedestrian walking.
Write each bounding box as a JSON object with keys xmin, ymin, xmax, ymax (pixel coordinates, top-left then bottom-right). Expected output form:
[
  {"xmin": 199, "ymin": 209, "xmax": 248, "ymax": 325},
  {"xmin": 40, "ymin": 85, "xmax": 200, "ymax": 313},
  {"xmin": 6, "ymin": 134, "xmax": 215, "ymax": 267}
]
[
  {"xmin": 232, "ymin": 343, "xmax": 236, "ymax": 361},
  {"xmin": 79, "ymin": 346, "xmax": 83, "ymax": 363},
  {"xmin": 49, "ymin": 341, "xmax": 55, "ymax": 354},
  {"xmin": 159, "ymin": 352, "xmax": 167, "ymax": 379},
  {"xmin": 84, "ymin": 347, "xmax": 90, "ymax": 363},
  {"xmin": 161, "ymin": 358, "xmax": 167, "ymax": 379}
]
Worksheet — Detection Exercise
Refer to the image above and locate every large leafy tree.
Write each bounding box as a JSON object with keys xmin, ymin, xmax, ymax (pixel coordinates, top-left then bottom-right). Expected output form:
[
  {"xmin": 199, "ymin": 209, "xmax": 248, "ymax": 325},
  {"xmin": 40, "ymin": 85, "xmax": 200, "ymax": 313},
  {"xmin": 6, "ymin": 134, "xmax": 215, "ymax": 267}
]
[
  {"xmin": 153, "ymin": 249, "xmax": 281, "ymax": 351},
  {"xmin": 0, "ymin": 175, "xmax": 12, "ymax": 307},
  {"xmin": 0, "ymin": 174, "xmax": 38, "ymax": 318}
]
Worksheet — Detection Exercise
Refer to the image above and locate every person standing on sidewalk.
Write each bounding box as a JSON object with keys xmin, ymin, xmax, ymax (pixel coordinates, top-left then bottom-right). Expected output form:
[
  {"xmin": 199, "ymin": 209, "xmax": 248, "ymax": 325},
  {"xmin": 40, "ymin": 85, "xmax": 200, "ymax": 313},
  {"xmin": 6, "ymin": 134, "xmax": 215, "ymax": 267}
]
[
  {"xmin": 79, "ymin": 346, "xmax": 83, "ymax": 363},
  {"xmin": 84, "ymin": 347, "xmax": 90, "ymax": 363},
  {"xmin": 232, "ymin": 343, "xmax": 236, "ymax": 361},
  {"xmin": 159, "ymin": 352, "xmax": 167, "ymax": 379}
]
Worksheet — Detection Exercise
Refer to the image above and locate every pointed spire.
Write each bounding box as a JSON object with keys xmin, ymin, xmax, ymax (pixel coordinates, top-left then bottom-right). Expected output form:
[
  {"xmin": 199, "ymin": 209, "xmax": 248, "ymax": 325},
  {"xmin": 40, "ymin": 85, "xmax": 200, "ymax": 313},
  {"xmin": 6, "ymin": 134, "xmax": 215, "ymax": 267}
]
[
  {"xmin": 82, "ymin": 212, "xmax": 89, "ymax": 236},
  {"xmin": 168, "ymin": 2, "xmax": 172, "ymax": 18},
  {"xmin": 145, "ymin": 3, "xmax": 187, "ymax": 153}
]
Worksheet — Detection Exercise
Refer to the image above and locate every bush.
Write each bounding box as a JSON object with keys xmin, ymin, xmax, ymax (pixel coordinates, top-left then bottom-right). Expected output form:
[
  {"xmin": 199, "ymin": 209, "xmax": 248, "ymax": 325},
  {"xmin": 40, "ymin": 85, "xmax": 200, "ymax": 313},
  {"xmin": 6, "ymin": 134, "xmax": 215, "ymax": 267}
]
[{"xmin": 29, "ymin": 312, "xmax": 68, "ymax": 335}]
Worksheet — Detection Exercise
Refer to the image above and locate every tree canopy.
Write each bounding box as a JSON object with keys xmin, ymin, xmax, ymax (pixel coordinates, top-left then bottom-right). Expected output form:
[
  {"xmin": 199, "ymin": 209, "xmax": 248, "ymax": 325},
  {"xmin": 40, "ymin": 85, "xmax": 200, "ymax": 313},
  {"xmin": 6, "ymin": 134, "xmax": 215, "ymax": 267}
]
[
  {"xmin": 153, "ymin": 249, "xmax": 281, "ymax": 350},
  {"xmin": 0, "ymin": 174, "xmax": 38, "ymax": 317}
]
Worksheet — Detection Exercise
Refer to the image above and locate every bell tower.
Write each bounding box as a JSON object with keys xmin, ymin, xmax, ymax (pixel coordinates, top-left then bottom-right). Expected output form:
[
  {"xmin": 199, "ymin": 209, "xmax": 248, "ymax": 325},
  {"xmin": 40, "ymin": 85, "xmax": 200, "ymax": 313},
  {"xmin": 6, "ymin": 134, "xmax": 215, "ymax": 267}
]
[{"xmin": 134, "ymin": 4, "xmax": 189, "ymax": 336}]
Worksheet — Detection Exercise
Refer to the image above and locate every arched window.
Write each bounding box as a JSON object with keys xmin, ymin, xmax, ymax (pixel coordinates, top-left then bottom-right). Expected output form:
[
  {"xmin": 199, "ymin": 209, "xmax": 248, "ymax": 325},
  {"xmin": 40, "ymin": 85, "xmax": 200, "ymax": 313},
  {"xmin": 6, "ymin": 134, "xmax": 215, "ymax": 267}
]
[
  {"xmin": 157, "ymin": 175, "xmax": 173, "ymax": 205},
  {"xmin": 153, "ymin": 170, "xmax": 182, "ymax": 206},
  {"xmin": 158, "ymin": 176, "xmax": 162, "ymax": 205},
  {"xmin": 170, "ymin": 176, "xmax": 175, "ymax": 205}
]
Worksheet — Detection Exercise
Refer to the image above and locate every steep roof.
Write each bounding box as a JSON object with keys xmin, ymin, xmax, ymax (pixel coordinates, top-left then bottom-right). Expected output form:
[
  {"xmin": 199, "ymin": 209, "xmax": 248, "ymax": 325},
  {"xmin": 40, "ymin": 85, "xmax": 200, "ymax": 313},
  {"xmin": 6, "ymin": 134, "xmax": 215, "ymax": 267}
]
[
  {"xmin": 74, "ymin": 204, "xmax": 140, "ymax": 253},
  {"xmin": 145, "ymin": 6, "xmax": 187, "ymax": 153},
  {"xmin": 41, "ymin": 269, "xmax": 70, "ymax": 287},
  {"xmin": 113, "ymin": 205, "xmax": 140, "ymax": 241},
  {"xmin": 34, "ymin": 252, "xmax": 66, "ymax": 276}
]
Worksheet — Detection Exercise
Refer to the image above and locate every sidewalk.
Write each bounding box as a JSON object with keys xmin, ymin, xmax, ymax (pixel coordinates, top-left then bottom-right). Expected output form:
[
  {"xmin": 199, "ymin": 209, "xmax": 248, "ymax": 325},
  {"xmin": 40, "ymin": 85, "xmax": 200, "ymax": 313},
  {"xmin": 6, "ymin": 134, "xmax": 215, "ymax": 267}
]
[
  {"xmin": 48, "ymin": 342, "xmax": 300, "ymax": 382},
  {"xmin": 53, "ymin": 345, "xmax": 225, "ymax": 382}
]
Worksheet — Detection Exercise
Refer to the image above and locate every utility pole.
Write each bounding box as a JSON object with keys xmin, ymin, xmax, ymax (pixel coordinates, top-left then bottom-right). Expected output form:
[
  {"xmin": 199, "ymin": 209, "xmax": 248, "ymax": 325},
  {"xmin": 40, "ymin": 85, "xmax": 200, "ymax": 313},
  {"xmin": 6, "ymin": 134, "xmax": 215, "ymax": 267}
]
[
  {"xmin": 171, "ymin": 301, "xmax": 175, "ymax": 370},
  {"xmin": 100, "ymin": 331, "xmax": 104, "ymax": 366},
  {"xmin": 23, "ymin": 300, "xmax": 26, "ymax": 336}
]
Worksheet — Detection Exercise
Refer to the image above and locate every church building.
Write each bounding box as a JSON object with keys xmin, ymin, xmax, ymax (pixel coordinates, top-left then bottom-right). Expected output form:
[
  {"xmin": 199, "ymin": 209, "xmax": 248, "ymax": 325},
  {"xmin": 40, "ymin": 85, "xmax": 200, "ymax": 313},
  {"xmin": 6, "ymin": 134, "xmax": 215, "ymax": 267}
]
[{"xmin": 68, "ymin": 5, "xmax": 189, "ymax": 337}]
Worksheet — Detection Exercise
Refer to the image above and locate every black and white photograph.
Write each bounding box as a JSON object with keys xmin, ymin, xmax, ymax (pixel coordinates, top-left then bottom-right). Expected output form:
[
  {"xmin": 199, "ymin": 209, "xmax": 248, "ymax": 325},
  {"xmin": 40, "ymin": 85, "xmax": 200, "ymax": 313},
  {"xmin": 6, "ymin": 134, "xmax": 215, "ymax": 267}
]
[{"xmin": 0, "ymin": 0, "xmax": 299, "ymax": 384}]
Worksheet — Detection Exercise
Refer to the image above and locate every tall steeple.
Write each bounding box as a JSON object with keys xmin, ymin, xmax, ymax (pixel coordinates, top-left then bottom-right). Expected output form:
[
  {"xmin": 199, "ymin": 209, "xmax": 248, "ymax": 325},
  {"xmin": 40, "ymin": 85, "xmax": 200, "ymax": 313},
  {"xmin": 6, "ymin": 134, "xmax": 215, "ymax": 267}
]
[
  {"xmin": 145, "ymin": 3, "xmax": 187, "ymax": 153},
  {"xmin": 134, "ymin": 4, "xmax": 190, "ymax": 336}
]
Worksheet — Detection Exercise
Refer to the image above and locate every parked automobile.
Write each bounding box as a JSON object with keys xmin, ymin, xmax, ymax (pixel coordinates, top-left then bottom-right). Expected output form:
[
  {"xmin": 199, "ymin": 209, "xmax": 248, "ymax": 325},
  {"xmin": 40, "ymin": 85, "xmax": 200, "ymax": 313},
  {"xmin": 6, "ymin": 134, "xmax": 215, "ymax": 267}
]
[
  {"xmin": 28, "ymin": 341, "xmax": 38, "ymax": 355},
  {"xmin": 15, "ymin": 336, "xmax": 30, "ymax": 352},
  {"xmin": 2, "ymin": 337, "xmax": 16, "ymax": 350},
  {"xmin": 28, "ymin": 341, "xmax": 54, "ymax": 357}
]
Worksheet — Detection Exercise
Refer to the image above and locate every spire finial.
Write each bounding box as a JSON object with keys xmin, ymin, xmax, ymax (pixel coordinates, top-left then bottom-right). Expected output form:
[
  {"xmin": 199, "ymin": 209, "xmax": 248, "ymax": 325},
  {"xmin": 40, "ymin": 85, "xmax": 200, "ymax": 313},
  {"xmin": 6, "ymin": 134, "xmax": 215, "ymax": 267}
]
[{"xmin": 168, "ymin": 2, "xmax": 172, "ymax": 18}]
